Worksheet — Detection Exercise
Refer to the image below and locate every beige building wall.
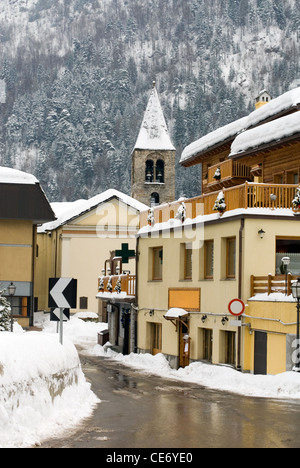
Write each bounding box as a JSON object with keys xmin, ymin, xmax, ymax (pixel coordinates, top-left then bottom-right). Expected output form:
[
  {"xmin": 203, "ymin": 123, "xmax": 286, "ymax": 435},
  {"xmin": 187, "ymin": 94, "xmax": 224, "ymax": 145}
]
[{"xmin": 36, "ymin": 198, "xmax": 140, "ymax": 314}]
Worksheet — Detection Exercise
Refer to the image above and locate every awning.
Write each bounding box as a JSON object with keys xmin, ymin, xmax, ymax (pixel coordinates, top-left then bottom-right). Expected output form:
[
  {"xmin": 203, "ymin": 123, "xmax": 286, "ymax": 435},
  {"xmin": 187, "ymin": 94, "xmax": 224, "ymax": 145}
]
[{"xmin": 164, "ymin": 308, "xmax": 190, "ymax": 331}]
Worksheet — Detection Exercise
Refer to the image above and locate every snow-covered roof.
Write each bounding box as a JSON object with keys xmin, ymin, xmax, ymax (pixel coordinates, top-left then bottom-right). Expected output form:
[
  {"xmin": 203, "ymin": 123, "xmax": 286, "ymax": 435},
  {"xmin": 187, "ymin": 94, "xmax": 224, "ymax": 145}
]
[
  {"xmin": 38, "ymin": 189, "xmax": 149, "ymax": 232},
  {"xmin": 229, "ymin": 111, "xmax": 300, "ymax": 158},
  {"xmin": 164, "ymin": 308, "xmax": 189, "ymax": 319},
  {"xmin": 134, "ymin": 86, "xmax": 175, "ymax": 152},
  {"xmin": 180, "ymin": 87, "xmax": 300, "ymax": 165},
  {"xmin": 0, "ymin": 166, "xmax": 38, "ymax": 185}
]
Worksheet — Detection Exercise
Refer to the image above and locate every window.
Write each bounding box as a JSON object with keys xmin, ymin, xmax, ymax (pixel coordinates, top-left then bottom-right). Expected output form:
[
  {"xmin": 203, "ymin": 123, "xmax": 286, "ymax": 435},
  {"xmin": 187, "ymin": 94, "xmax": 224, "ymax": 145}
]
[
  {"xmin": 150, "ymin": 192, "xmax": 160, "ymax": 207},
  {"xmin": 184, "ymin": 244, "xmax": 192, "ymax": 280},
  {"xmin": 226, "ymin": 237, "xmax": 236, "ymax": 278},
  {"xmin": 80, "ymin": 296, "xmax": 88, "ymax": 310},
  {"xmin": 156, "ymin": 160, "xmax": 164, "ymax": 183},
  {"xmin": 276, "ymin": 238, "xmax": 300, "ymax": 276},
  {"xmin": 286, "ymin": 170, "xmax": 299, "ymax": 185},
  {"xmin": 153, "ymin": 247, "xmax": 163, "ymax": 280},
  {"xmin": 204, "ymin": 240, "xmax": 214, "ymax": 279},
  {"xmin": 145, "ymin": 160, "xmax": 154, "ymax": 182},
  {"xmin": 10, "ymin": 296, "xmax": 29, "ymax": 317},
  {"xmin": 274, "ymin": 173, "xmax": 284, "ymax": 184}
]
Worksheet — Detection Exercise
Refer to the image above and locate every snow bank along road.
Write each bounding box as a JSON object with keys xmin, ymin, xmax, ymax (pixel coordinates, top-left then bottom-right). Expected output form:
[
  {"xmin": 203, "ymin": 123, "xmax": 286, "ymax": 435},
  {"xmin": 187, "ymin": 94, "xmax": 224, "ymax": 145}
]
[{"xmin": 0, "ymin": 331, "xmax": 99, "ymax": 448}]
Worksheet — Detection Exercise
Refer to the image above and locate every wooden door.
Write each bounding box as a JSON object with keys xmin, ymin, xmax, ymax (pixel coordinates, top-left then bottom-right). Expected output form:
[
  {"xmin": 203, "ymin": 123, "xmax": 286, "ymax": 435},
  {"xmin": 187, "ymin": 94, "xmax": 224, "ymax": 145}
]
[
  {"xmin": 151, "ymin": 323, "xmax": 162, "ymax": 355},
  {"xmin": 179, "ymin": 321, "xmax": 190, "ymax": 368}
]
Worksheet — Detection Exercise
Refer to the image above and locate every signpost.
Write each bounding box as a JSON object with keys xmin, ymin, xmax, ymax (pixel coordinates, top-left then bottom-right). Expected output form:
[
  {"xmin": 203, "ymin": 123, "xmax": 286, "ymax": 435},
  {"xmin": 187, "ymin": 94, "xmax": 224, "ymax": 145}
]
[
  {"xmin": 49, "ymin": 278, "xmax": 77, "ymax": 344},
  {"xmin": 228, "ymin": 298, "xmax": 245, "ymax": 373}
]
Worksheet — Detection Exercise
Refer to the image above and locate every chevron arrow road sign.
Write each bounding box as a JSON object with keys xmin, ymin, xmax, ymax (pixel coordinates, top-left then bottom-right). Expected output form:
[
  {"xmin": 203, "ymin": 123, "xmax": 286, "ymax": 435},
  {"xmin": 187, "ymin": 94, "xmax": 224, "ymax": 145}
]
[
  {"xmin": 50, "ymin": 308, "xmax": 70, "ymax": 322},
  {"xmin": 48, "ymin": 278, "xmax": 77, "ymax": 309}
]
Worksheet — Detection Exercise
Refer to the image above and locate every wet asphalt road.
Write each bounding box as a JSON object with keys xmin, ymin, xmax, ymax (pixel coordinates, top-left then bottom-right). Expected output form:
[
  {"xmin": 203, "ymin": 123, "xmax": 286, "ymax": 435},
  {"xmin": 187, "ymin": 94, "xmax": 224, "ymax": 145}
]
[{"xmin": 39, "ymin": 354, "xmax": 300, "ymax": 449}]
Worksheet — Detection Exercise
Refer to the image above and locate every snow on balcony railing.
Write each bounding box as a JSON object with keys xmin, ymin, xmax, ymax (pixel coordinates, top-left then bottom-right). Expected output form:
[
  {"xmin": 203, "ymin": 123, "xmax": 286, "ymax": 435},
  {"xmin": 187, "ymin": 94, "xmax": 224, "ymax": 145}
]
[
  {"xmin": 97, "ymin": 274, "xmax": 136, "ymax": 299},
  {"xmin": 140, "ymin": 182, "xmax": 300, "ymax": 228}
]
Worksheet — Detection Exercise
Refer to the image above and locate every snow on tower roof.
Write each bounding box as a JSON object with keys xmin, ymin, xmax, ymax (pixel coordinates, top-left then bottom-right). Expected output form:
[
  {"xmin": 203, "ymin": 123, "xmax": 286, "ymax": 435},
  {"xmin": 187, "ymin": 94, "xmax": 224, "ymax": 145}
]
[
  {"xmin": 134, "ymin": 85, "xmax": 175, "ymax": 152},
  {"xmin": 180, "ymin": 87, "xmax": 300, "ymax": 165}
]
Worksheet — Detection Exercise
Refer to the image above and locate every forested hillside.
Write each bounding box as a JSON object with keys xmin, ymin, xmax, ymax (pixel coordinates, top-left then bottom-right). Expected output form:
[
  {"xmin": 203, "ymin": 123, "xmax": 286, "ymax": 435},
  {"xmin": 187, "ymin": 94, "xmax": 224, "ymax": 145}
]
[{"xmin": 0, "ymin": 0, "xmax": 299, "ymax": 201}]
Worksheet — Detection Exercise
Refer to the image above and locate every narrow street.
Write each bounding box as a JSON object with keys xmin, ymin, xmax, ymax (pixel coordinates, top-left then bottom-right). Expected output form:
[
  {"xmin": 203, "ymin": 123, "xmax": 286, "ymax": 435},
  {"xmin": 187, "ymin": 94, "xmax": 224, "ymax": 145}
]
[{"xmin": 38, "ymin": 353, "xmax": 300, "ymax": 449}]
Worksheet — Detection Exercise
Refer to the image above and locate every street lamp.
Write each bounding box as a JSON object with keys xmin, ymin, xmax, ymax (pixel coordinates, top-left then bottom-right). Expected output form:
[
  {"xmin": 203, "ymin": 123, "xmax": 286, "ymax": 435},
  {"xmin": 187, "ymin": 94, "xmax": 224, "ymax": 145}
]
[
  {"xmin": 291, "ymin": 277, "xmax": 300, "ymax": 371},
  {"xmin": 281, "ymin": 256, "xmax": 290, "ymax": 295},
  {"xmin": 7, "ymin": 282, "xmax": 16, "ymax": 332}
]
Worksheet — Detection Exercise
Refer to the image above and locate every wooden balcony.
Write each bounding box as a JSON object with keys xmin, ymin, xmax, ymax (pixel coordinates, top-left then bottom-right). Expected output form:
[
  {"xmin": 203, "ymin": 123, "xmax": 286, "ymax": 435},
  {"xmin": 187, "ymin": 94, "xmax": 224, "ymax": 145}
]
[
  {"xmin": 140, "ymin": 182, "xmax": 300, "ymax": 228},
  {"xmin": 207, "ymin": 160, "xmax": 251, "ymax": 190},
  {"xmin": 97, "ymin": 274, "xmax": 136, "ymax": 300},
  {"xmin": 250, "ymin": 274, "xmax": 297, "ymax": 297}
]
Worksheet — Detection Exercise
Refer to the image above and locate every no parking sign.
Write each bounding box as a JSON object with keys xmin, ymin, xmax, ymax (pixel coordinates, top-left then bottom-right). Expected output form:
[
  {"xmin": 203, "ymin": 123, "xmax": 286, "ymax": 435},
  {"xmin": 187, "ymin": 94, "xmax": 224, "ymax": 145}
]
[{"xmin": 228, "ymin": 299, "xmax": 245, "ymax": 317}]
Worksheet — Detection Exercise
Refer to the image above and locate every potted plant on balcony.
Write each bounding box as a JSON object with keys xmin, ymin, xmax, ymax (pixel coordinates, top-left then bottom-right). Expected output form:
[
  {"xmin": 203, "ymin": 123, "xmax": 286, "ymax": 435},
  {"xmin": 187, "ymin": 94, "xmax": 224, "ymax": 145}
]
[
  {"xmin": 175, "ymin": 201, "xmax": 187, "ymax": 222},
  {"xmin": 106, "ymin": 276, "xmax": 112, "ymax": 292},
  {"xmin": 99, "ymin": 276, "xmax": 104, "ymax": 291},
  {"xmin": 292, "ymin": 187, "xmax": 300, "ymax": 211},
  {"xmin": 147, "ymin": 208, "xmax": 154, "ymax": 226},
  {"xmin": 114, "ymin": 277, "xmax": 122, "ymax": 294},
  {"xmin": 213, "ymin": 167, "xmax": 221, "ymax": 181},
  {"xmin": 213, "ymin": 191, "xmax": 226, "ymax": 216}
]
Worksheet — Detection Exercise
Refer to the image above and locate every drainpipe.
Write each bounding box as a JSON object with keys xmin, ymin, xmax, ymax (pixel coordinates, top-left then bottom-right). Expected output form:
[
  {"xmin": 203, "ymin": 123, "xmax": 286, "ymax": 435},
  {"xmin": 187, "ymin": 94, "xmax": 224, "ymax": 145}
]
[
  {"xmin": 134, "ymin": 235, "xmax": 139, "ymax": 353},
  {"xmin": 30, "ymin": 225, "xmax": 37, "ymax": 327},
  {"xmin": 237, "ymin": 217, "xmax": 245, "ymax": 371}
]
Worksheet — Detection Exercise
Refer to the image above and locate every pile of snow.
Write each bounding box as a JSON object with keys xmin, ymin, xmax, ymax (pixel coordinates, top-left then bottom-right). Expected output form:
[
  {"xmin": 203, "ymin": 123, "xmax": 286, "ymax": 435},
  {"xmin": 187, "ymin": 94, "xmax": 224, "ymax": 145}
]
[
  {"xmin": 89, "ymin": 345, "xmax": 300, "ymax": 401},
  {"xmin": 0, "ymin": 330, "xmax": 99, "ymax": 448}
]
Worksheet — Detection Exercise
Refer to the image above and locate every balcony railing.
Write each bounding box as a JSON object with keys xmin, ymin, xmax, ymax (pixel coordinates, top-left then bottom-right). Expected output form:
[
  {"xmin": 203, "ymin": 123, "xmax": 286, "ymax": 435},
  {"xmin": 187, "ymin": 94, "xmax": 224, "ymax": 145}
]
[
  {"xmin": 250, "ymin": 274, "xmax": 297, "ymax": 297},
  {"xmin": 207, "ymin": 160, "xmax": 251, "ymax": 187},
  {"xmin": 98, "ymin": 274, "xmax": 136, "ymax": 298},
  {"xmin": 140, "ymin": 182, "xmax": 300, "ymax": 228}
]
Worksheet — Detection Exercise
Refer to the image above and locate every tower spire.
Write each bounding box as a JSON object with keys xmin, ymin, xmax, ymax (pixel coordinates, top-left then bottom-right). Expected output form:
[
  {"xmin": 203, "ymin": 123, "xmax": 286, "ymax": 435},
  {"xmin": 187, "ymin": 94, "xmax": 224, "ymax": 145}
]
[
  {"xmin": 131, "ymin": 85, "xmax": 176, "ymax": 207},
  {"xmin": 133, "ymin": 86, "xmax": 175, "ymax": 152}
]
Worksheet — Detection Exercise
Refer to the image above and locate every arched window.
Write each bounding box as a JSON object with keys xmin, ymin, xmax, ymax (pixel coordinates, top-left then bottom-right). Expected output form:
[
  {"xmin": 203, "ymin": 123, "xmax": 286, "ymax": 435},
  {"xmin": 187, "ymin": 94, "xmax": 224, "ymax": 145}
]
[
  {"xmin": 145, "ymin": 160, "xmax": 154, "ymax": 182},
  {"xmin": 156, "ymin": 160, "xmax": 164, "ymax": 183},
  {"xmin": 151, "ymin": 192, "xmax": 160, "ymax": 207}
]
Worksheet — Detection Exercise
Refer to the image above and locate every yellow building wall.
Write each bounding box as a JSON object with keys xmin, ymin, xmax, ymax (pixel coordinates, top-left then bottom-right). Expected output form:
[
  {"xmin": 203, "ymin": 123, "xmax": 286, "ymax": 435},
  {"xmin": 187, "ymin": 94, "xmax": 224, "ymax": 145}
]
[
  {"xmin": 244, "ymin": 300, "xmax": 296, "ymax": 374},
  {"xmin": 267, "ymin": 333, "xmax": 286, "ymax": 375},
  {"xmin": 0, "ymin": 220, "xmax": 33, "ymax": 282},
  {"xmin": 0, "ymin": 219, "xmax": 36, "ymax": 328}
]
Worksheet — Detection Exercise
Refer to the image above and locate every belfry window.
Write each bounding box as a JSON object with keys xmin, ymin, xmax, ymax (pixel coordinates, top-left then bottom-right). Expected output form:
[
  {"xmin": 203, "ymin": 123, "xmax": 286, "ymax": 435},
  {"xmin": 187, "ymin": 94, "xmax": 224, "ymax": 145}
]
[
  {"xmin": 151, "ymin": 192, "xmax": 160, "ymax": 207},
  {"xmin": 145, "ymin": 160, "xmax": 154, "ymax": 182},
  {"xmin": 156, "ymin": 160, "xmax": 164, "ymax": 183}
]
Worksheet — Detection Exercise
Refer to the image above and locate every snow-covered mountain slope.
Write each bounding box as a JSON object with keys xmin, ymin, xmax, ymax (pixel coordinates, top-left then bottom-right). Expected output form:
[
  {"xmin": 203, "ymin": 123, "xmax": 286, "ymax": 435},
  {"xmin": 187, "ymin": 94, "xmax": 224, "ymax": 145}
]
[{"xmin": 0, "ymin": 0, "xmax": 299, "ymax": 200}]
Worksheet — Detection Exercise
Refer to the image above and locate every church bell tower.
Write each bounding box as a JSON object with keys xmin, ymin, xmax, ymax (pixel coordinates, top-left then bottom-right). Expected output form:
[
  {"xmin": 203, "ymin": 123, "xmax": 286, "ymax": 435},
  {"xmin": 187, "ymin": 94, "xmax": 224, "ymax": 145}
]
[{"xmin": 131, "ymin": 82, "xmax": 176, "ymax": 207}]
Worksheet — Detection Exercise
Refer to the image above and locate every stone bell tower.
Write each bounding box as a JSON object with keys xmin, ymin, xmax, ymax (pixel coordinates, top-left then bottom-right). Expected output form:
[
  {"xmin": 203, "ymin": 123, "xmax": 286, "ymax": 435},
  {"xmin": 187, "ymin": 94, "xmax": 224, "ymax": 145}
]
[{"xmin": 131, "ymin": 82, "xmax": 176, "ymax": 207}]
